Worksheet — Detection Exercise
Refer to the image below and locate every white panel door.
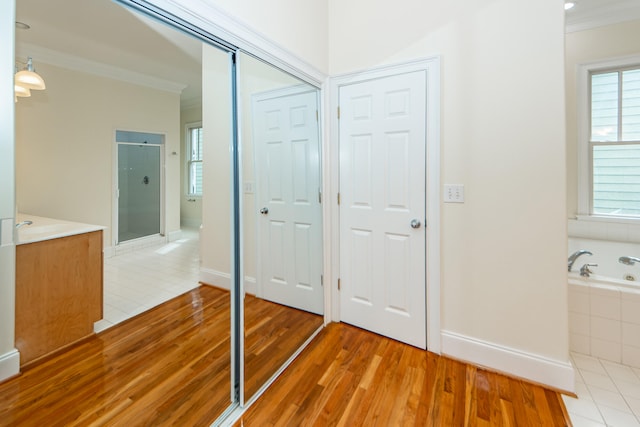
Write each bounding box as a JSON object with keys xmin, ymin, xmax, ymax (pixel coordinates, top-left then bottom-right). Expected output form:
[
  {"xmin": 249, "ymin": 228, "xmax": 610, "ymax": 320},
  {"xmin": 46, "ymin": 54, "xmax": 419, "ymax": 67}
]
[
  {"xmin": 339, "ymin": 71, "xmax": 427, "ymax": 348},
  {"xmin": 253, "ymin": 89, "xmax": 323, "ymax": 315}
]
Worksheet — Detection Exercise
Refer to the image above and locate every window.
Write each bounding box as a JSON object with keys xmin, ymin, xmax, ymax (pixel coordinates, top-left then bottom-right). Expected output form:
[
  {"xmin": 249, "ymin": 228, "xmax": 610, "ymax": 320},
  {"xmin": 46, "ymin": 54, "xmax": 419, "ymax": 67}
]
[
  {"xmin": 588, "ymin": 66, "xmax": 640, "ymax": 217},
  {"xmin": 186, "ymin": 123, "xmax": 203, "ymax": 196}
]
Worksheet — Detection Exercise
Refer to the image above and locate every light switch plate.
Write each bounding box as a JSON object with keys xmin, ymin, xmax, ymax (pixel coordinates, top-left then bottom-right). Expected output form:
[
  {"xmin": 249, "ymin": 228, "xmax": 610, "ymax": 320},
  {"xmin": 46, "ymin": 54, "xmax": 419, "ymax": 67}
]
[
  {"xmin": 444, "ymin": 184, "xmax": 464, "ymax": 203},
  {"xmin": 243, "ymin": 182, "xmax": 254, "ymax": 194}
]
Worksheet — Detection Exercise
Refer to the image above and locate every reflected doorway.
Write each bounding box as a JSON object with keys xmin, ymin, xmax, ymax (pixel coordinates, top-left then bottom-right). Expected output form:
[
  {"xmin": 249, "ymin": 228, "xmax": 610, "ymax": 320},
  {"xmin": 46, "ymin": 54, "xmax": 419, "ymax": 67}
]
[{"xmin": 115, "ymin": 130, "xmax": 164, "ymax": 244}]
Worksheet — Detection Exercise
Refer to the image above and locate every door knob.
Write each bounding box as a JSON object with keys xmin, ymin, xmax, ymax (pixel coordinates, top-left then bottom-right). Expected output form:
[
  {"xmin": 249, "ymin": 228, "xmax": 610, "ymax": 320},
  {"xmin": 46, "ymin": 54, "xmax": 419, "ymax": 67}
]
[
  {"xmin": 410, "ymin": 219, "xmax": 421, "ymax": 229},
  {"xmin": 260, "ymin": 207, "xmax": 269, "ymax": 215}
]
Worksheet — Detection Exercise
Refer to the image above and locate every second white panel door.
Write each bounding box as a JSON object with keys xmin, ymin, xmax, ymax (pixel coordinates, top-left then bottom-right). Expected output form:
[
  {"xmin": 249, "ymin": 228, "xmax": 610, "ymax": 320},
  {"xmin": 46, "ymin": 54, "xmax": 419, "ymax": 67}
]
[{"xmin": 339, "ymin": 71, "xmax": 427, "ymax": 348}]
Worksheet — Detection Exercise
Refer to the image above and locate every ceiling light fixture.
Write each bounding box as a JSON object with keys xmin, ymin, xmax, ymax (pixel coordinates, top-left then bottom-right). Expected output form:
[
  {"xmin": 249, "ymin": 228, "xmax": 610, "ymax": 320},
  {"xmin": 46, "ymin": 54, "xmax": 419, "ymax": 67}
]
[
  {"xmin": 15, "ymin": 57, "xmax": 46, "ymax": 91},
  {"xmin": 565, "ymin": 2, "xmax": 576, "ymax": 10}
]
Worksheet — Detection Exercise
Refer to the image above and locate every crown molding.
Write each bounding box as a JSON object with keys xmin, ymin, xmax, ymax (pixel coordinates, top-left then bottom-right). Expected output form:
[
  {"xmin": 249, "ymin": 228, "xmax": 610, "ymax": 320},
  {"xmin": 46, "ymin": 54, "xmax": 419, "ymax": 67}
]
[
  {"xmin": 15, "ymin": 42, "xmax": 187, "ymax": 94},
  {"xmin": 566, "ymin": 0, "xmax": 640, "ymax": 33},
  {"xmin": 130, "ymin": 0, "xmax": 327, "ymax": 88}
]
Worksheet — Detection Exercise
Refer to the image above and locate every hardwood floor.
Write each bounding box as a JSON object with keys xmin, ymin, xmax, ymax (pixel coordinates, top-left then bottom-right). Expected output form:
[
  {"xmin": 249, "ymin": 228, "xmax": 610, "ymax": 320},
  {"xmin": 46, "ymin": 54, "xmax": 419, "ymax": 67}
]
[
  {"xmin": 0, "ymin": 285, "xmax": 322, "ymax": 427},
  {"xmin": 236, "ymin": 323, "xmax": 573, "ymax": 426},
  {"xmin": 244, "ymin": 294, "xmax": 323, "ymax": 399}
]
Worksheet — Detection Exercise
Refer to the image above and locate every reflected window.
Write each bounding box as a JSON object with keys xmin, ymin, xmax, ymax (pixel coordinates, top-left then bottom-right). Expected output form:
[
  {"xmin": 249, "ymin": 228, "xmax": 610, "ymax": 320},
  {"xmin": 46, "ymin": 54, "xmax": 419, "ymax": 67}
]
[{"xmin": 187, "ymin": 122, "xmax": 203, "ymax": 196}]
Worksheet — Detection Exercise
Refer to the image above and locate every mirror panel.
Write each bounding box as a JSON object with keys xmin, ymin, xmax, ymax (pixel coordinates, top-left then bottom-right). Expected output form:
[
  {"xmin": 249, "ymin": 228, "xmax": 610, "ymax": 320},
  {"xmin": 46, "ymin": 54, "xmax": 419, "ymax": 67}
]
[
  {"xmin": 15, "ymin": 0, "xmax": 235, "ymax": 422},
  {"xmin": 238, "ymin": 52, "xmax": 324, "ymax": 401}
]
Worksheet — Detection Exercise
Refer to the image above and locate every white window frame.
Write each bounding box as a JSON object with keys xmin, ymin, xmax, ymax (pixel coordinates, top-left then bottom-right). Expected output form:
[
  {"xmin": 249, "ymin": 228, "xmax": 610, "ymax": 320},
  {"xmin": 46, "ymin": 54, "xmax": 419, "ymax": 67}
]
[
  {"xmin": 577, "ymin": 55, "xmax": 640, "ymax": 223},
  {"xmin": 185, "ymin": 121, "xmax": 203, "ymax": 198}
]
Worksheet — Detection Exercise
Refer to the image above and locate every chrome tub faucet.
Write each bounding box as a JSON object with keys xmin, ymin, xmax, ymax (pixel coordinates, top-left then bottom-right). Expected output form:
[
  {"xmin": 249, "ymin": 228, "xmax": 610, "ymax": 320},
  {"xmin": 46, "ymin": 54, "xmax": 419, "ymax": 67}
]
[
  {"xmin": 580, "ymin": 263, "xmax": 598, "ymax": 278},
  {"xmin": 568, "ymin": 250, "xmax": 592, "ymax": 272},
  {"xmin": 619, "ymin": 256, "xmax": 640, "ymax": 265},
  {"xmin": 15, "ymin": 220, "xmax": 33, "ymax": 229}
]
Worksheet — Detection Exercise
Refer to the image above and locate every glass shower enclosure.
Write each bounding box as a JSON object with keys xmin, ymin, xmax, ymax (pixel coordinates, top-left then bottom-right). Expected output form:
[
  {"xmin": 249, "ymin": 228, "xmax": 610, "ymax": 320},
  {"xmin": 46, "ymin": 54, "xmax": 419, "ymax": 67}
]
[{"xmin": 116, "ymin": 130, "xmax": 163, "ymax": 243}]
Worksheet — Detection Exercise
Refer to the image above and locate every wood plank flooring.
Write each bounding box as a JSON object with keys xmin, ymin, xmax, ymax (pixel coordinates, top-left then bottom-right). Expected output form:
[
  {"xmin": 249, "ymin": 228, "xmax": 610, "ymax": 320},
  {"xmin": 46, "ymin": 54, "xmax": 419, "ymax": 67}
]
[
  {"xmin": 244, "ymin": 293, "xmax": 323, "ymax": 399},
  {"xmin": 0, "ymin": 285, "xmax": 322, "ymax": 427},
  {"xmin": 236, "ymin": 322, "xmax": 572, "ymax": 426}
]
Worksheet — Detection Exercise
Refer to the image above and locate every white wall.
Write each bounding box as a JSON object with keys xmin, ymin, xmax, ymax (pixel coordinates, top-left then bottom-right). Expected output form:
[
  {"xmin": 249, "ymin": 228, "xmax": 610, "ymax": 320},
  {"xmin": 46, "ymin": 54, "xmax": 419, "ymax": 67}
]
[
  {"xmin": 200, "ymin": 45, "xmax": 232, "ymax": 286},
  {"xmin": 0, "ymin": 0, "xmax": 20, "ymax": 382},
  {"xmin": 15, "ymin": 62, "xmax": 181, "ymax": 248},
  {"xmin": 204, "ymin": 0, "xmax": 328, "ymax": 74},
  {"xmin": 180, "ymin": 105, "xmax": 203, "ymax": 228},
  {"xmin": 329, "ymin": 0, "xmax": 571, "ymax": 388},
  {"xmin": 565, "ymin": 19, "xmax": 640, "ymax": 219}
]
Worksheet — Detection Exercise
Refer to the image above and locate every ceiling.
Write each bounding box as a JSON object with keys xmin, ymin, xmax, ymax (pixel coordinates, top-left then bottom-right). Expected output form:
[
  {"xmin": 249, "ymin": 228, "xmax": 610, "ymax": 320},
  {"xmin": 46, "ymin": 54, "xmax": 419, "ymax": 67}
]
[
  {"xmin": 14, "ymin": 0, "xmax": 640, "ymax": 109},
  {"xmin": 565, "ymin": 0, "xmax": 640, "ymax": 32},
  {"xmin": 15, "ymin": 0, "xmax": 204, "ymax": 108}
]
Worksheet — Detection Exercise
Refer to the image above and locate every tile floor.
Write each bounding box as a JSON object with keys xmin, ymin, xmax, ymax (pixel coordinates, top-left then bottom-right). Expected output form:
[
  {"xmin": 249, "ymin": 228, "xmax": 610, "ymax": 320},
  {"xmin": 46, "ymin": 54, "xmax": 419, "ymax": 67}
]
[
  {"xmin": 564, "ymin": 352, "xmax": 640, "ymax": 426},
  {"xmin": 94, "ymin": 228, "xmax": 201, "ymax": 332}
]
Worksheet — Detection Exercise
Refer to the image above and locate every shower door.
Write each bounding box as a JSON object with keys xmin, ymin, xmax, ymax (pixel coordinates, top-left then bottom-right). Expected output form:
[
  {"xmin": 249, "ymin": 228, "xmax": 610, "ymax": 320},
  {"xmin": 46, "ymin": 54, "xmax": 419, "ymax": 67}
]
[{"xmin": 116, "ymin": 131, "xmax": 163, "ymax": 244}]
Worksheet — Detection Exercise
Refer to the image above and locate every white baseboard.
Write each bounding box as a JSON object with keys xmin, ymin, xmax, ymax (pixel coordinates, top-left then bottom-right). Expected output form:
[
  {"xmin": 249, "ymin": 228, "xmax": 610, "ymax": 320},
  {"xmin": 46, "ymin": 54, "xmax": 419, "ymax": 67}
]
[
  {"xmin": 0, "ymin": 349, "xmax": 20, "ymax": 382},
  {"xmin": 200, "ymin": 268, "xmax": 230, "ymax": 290},
  {"xmin": 167, "ymin": 229, "xmax": 182, "ymax": 242},
  {"xmin": 441, "ymin": 330, "xmax": 575, "ymax": 393},
  {"xmin": 199, "ymin": 268, "xmax": 256, "ymax": 294},
  {"xmin": 244, "ymin": 276, "xmax": 256, "ymax": 295},
  {"xmin": 180, "ymin": 218, "xmax": 201, "ymax": 229}
]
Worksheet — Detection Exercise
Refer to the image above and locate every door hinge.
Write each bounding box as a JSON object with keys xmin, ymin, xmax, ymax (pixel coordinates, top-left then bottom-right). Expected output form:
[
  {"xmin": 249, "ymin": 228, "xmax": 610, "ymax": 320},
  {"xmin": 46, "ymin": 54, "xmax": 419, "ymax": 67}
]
[
  {"xmin": 338, "ymin": 278, "xmax": 341, "ymax": 290},
  {"xmin": 337, "ymin": 106, "xmax": 340, "ymax": 119},
  {"xmin": 318, "ymin": 190, "xmax": 322, "ymax": 204},
  {"xmin": 321, "ymin": 274, "xmax": 324, "ymax": 286},
  {"xmin": 316, "ymin": 110, "xmax": 319, "ymax": 122},
  {"xmin": 337, "ymin": 192, "xmax": 341, "ymax": 205}
]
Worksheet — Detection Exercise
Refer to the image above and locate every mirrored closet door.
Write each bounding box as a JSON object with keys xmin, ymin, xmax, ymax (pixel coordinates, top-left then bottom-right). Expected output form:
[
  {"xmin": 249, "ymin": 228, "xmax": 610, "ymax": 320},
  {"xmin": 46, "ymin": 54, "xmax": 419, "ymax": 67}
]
[{"xmin": 237, "ymin": 52, "xmax": 325, "ymax": 402}]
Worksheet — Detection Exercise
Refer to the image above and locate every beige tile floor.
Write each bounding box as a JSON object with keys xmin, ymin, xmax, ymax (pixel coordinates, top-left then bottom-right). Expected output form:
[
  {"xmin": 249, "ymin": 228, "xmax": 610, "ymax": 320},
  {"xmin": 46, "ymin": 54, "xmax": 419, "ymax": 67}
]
[
  {"xmin": 565, "ymin": 352, "xmax": 640, "ymax": 426},
  {"xmin": 94, "ymin": 228, "xmax": 200, "ymax": 332}
]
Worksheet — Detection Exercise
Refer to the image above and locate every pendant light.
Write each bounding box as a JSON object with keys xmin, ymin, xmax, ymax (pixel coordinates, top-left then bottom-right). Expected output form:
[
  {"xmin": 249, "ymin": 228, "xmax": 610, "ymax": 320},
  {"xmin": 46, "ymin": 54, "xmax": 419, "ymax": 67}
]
[
  {"xmin": 15, "ymin": 57, "xmax": 46, "ymax": 91},
  {"xmin": 14, "ymin": 84, "xmax": 31, "ymax": 98}
]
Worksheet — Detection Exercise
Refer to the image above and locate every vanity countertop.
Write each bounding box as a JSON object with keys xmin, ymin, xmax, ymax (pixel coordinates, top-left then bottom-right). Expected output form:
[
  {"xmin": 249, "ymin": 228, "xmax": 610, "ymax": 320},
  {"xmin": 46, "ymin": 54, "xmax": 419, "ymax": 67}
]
[{"xmin": 16, "ymin": 213, "xmax": 105, "ymax": 245}]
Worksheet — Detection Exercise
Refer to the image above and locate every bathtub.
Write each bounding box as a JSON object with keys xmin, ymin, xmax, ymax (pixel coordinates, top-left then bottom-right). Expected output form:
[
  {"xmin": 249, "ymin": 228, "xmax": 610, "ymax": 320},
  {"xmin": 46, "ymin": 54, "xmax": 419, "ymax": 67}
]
[{"xmin": 568, "ymin": 237, "xmax": 640, "ymax": 368}]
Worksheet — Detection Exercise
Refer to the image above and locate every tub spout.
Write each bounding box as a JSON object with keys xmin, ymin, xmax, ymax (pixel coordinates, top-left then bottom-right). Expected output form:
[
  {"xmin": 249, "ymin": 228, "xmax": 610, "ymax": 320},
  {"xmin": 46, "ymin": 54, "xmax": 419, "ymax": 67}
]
[
  {"xmin": 580, "ymin": 263, "xmax": 598, "ymax": 277},
  {"xmin": 15, "ymin": 220, "xmax": 33, "ymax": 229},
  {"xmin": 619, "ymin": 256, "xmax": 640, "ymax": 266},
  {"xmin": 568, "ymin": 250, "xmax": 592, "ymax": 272}
]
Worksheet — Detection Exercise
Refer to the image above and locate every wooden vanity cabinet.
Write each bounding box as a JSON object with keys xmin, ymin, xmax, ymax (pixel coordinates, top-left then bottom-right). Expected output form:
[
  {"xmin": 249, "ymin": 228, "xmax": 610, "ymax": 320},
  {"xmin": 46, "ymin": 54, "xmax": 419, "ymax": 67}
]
[{"xmin": 15, "ymin": 230, "xmax": 103, "ymax": 368}]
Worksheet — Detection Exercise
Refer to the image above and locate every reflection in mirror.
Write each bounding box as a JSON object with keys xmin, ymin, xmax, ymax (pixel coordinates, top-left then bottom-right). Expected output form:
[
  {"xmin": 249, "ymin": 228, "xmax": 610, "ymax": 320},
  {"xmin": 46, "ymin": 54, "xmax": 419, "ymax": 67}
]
[
  {"xmin": 13, "ymin": 0, "xmax": 234, "ymax": 423},
  {"xmin": 238, "ymin": 52, "xmax": 324, "ymax": 401}
]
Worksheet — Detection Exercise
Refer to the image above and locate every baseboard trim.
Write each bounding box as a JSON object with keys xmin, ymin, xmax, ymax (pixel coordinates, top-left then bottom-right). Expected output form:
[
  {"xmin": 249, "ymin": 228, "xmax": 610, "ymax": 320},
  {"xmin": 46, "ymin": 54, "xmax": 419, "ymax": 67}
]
[
  {"xmin": 441, "ymin": 330, "xmax": 575, "ymax": 393},
  {"xmin": 199, "ymin": 268, "xmax": 256, "ymax": 294},
  {"xmin": 0, "ymin": 349, "xmax": 20, "ymax": 383},
  {"xmin": 167, "ymin": 229, "xmax": 182, "ymax": 242},
  {"xmin": 200, "ymin": 268, "xmax": 230, "ymax": 290}
]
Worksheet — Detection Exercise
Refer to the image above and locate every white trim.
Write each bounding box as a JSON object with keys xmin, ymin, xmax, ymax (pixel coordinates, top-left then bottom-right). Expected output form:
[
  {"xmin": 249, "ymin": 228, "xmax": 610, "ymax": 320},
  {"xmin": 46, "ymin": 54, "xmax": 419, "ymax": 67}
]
[
  {"xmin": 184, "ymin": 120, "xmax": 203, "ymax": 198},
  {"xmin": 136, "ymin": 0, "xmax": 326, "ymax": 87},
  {"xmin": 167, "ymin": 229, "xmax": 182, "ymax": 242},
  {"xmin": 0, "ymin": 349, "xmax": 20, "ymax": 382},
  {"xmin": 565, "ymin": 0, "xmax": 640, "ymax": 34},
  {"xmin": 200, "ymin": 267, "xmax": 231, "ymax": 290},
  {"xmin": 180, "ymin": 217, "xmax": 201, "ymax": 228},
  {"xmin": 441, "ymin": 330, "xmax": 575, "ymax": 393},
  {"xmin": 328, "ymin": 57, "xmax": 442, "ymax": 353},
  {"xmin": 577, "ymin": 54, "xmax": 640, "ymax": 221},
  {"xmin": 16, "ymin": 43, "xmax": 187, "ymax": 94}
]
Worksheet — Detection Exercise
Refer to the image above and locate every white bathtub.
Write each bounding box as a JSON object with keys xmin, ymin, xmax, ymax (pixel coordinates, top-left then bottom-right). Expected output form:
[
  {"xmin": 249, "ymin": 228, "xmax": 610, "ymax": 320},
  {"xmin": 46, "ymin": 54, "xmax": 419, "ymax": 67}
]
[
  {"xmin": 568, "ymin": 237, "xmax": 640, "ymax": 368},
  {"xmin": 16, "ymin": 213, "xmax": 104, "ymax": 245}
]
